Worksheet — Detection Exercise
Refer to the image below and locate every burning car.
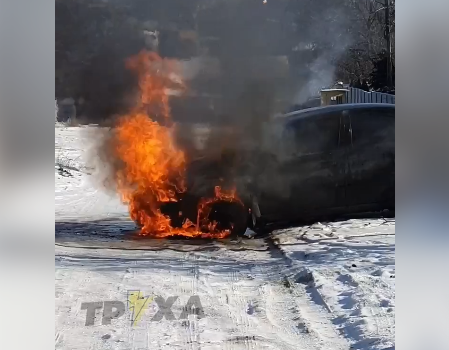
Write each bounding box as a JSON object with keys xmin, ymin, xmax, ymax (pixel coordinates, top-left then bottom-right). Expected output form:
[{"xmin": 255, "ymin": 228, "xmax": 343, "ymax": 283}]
[
  {"xmin": 173, "ymin": 103, "xmax": 395, "ymax": 236},
  {"xmin": 105, "ymin": 51, "xmax": 394, "ymax": 239}
]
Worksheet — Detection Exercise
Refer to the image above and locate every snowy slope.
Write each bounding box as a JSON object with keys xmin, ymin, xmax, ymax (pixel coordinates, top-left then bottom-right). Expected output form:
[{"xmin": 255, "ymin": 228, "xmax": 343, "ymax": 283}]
[{"xmin": 55, "ymin": 126, "xmax": 395, "ymax": 350}]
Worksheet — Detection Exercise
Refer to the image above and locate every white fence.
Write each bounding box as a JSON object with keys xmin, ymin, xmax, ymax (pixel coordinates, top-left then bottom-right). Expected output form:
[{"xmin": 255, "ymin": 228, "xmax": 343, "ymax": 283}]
[{"xmin": 345, "ymin": 87, "xmax": 395, "ymax": 104}]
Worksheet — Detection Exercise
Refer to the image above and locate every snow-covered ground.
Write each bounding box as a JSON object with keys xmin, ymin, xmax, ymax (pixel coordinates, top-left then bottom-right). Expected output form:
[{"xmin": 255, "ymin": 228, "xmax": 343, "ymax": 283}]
[{"xmin": 55, "ymin": 125, "xmax": 395, "ymax": 350}]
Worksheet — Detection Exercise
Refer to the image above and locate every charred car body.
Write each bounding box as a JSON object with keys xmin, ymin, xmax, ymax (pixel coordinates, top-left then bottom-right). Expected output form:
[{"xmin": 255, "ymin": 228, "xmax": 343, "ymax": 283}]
[{"xmin": 163, "ymin": 103, "xmax": 395, "ymax": 236}]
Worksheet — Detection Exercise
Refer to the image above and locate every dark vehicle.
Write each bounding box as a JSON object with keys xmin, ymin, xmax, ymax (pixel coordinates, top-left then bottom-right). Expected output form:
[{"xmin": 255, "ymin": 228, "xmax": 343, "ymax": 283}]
[
  {"xmin": 167, "ymin": 103, "xmax": 395, "ymax": 236},
  {"xmin": 248, "ymin": 103, "xmax": 395, "ymax": 230}
]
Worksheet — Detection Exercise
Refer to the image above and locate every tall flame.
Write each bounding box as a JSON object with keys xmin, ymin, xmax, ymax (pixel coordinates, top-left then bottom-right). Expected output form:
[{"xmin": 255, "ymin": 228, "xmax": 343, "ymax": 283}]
[{"xmin": 111, "ymin": 51, "xmax": 243, "ymax": 238}]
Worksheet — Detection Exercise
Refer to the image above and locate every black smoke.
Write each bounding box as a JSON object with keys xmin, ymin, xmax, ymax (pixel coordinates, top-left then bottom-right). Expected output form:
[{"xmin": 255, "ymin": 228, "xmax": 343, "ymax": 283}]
[{"xmin": 58, "ymin": 0, "xmax": 353, "ymax": 205}]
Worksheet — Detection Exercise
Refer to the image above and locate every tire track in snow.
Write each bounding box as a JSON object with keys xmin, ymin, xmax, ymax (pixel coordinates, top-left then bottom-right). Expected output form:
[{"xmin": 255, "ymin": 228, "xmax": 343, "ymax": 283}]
[
  {"xmin": 182, "ymin": 252, "xmax": 202, "ymax": 350},
  {"xmin": 55, "ymin": 239, "xmax": 348, "ymax": 350},
  {"xmin": 224, "ymin": 268, "xmax": 257, "ymax": 350},
  {"xmin": 264, "ymin": 235, "xmax": 350, "ymax": 350}
]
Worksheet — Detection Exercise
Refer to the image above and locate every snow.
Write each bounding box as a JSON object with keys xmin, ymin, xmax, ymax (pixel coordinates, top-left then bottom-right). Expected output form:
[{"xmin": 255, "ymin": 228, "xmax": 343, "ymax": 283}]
[
  {"xmin": 274, "ymin": 221, "xmax": 395, "ymax": 350},
  {"xmin": 55, "ymin": 126, "xmax": 395, "ymax": 350}
]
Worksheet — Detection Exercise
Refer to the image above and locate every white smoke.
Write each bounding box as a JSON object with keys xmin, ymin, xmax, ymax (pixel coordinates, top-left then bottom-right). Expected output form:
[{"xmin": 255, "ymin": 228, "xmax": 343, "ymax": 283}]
[{"xmin": 292, "ymin": 6, "xmax": 353, "ymax": 105}]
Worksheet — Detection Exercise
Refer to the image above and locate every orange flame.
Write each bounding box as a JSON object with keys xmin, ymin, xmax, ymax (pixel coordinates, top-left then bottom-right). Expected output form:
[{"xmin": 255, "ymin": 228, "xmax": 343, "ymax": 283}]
[{"xmin": 111, "ymin": 51, "xmax": 243, "ymax": 238}]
